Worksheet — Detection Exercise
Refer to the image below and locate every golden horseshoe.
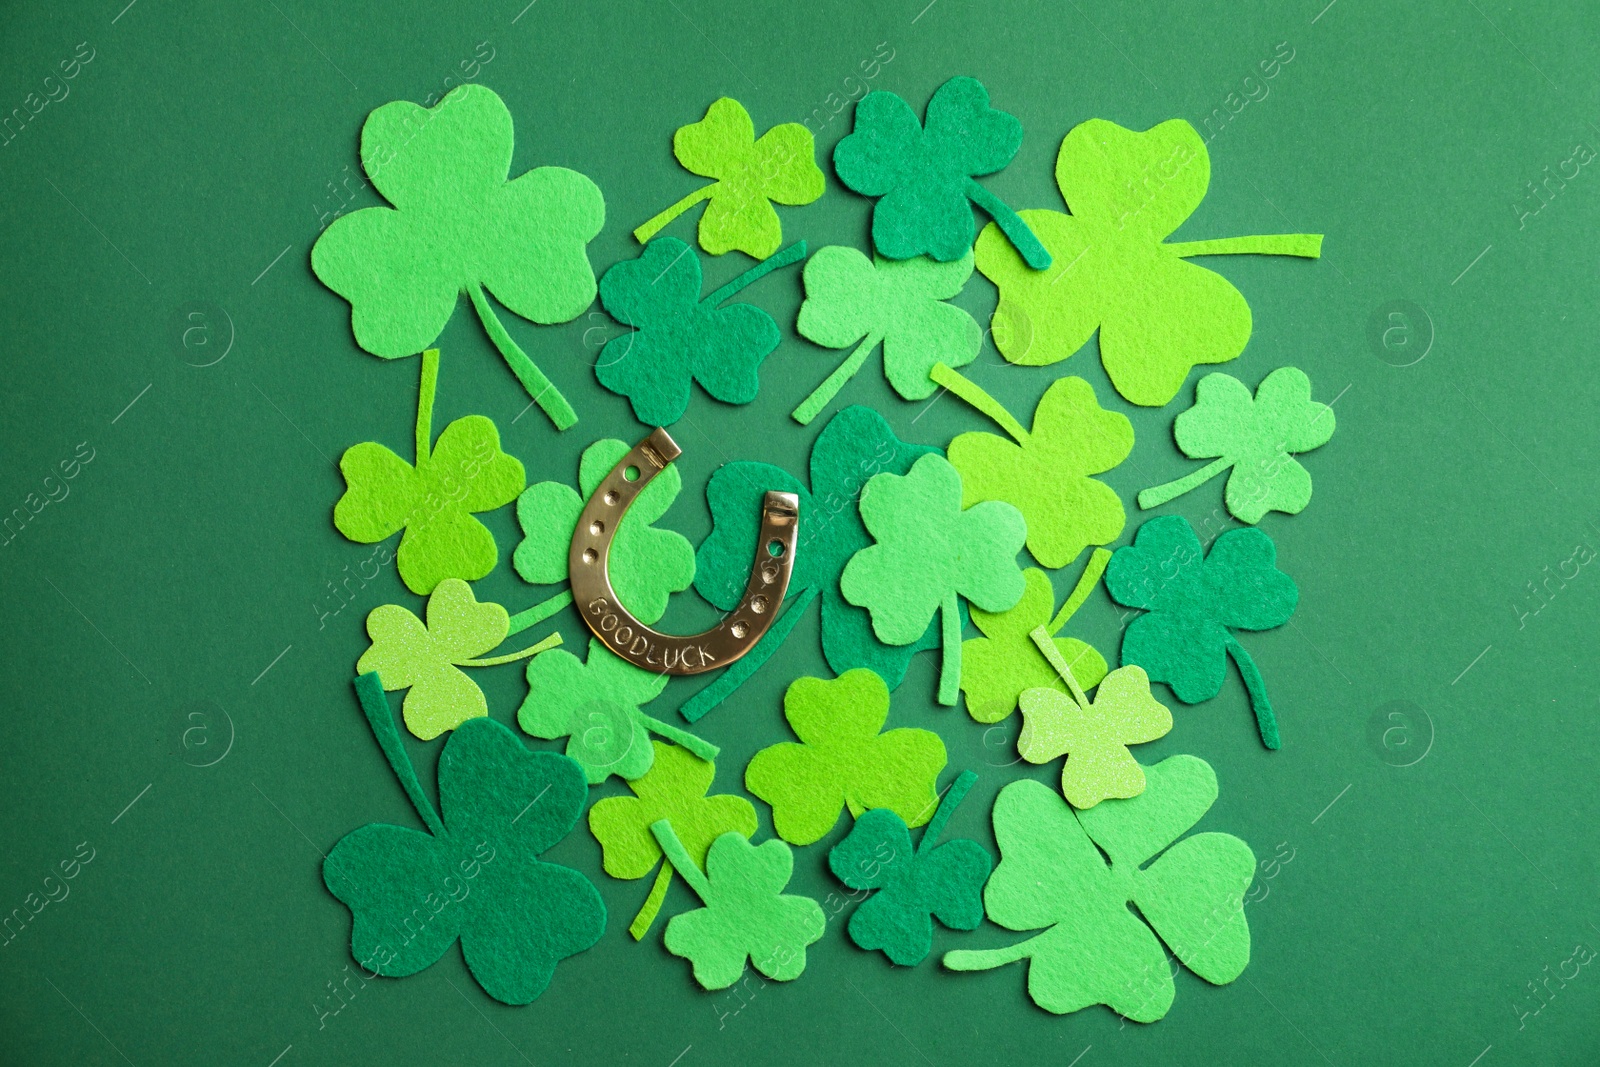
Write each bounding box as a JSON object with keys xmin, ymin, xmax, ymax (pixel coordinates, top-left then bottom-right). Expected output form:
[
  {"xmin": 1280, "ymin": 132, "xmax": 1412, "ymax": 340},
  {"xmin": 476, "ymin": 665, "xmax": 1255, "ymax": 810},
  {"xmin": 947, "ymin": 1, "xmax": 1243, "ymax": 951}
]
[{"xmin": 569, "ymin": 427, "xmax": 799, "ymax": 675}]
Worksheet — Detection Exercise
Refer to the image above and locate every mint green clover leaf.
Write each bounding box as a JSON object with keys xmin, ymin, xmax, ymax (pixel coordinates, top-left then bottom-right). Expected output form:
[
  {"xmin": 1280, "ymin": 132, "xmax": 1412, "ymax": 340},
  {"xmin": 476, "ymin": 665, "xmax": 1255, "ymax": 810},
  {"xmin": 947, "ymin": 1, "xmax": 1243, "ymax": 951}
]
[
  {"xmin": 790, "ymin": 246, "xmax": 983, "ymax": 425},
  {"xmin": 1104, "ymin": 516, "xmax": 1298, "ymax": 749},
  {"xmin": 310, "ymin": 84, "xmax": 604, "ymax": 429},
  {"xmin": 841, "ymin": 453, "xmax": 1028, "ymax": 705},
  {"xmin": 595, "ymin": 236, "xmax": 805, "ymax": 426},
  {"xmin": 653, "ymin": 820, "xmax": 826, "ymax": 990},
  {"xmin": 1138, "ymin": 366, "xmax": 1336, "ymax": 523},
  {"xmin": 334, "ymin": 350, "xmax": 525, "ymax": 595},
  {"xmin": 973, "ymin": 118, "xmax": 1322, "ymax": 407},
  {"xmin": 633, "ymin": 98, "xmax": 824, "ymax": 259},
  {"xmin": 513, "ymin": 438, "xmax": 694, "ymax": 625},
  {"xmin": 833, "ymin": 76, "xmax": 1051, "ymax": 269},
  {"xmin": 943, "ymin": 756, "xmax": 1254, "ymax": 1022},
  {"xmin": 325, "ymin": 673, "xmax": 604, "ymax": 1005}
]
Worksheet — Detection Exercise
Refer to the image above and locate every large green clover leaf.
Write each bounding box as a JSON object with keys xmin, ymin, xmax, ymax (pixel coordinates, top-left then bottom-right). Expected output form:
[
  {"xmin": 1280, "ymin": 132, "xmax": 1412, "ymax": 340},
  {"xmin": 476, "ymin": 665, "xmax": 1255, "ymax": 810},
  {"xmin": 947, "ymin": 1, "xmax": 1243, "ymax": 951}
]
[
  {"xmin": 841, "ymin": 453, "xmax": 1028, "ymax": 705},
  {"xmin": 746, "ymin": 670, "xmax": 947, "ymax": 846},
  {"xmin": 310, "ymin": 84, "xmax": 604, "ymax": 429},
  {"xmin": 943, "ymin": 756, "xmax": 1254, "ymax": 1022},
  {"xmin": 973, "ymin": 118, "xmax": 1322, "ymax": 407},
  {"xmin": 1105, "ymin": 516, "xmax": 1298, "ymax": 749},
  {"xmin": 1139, "ymin": 366, "xmax": 1336, "ymax": 522}
]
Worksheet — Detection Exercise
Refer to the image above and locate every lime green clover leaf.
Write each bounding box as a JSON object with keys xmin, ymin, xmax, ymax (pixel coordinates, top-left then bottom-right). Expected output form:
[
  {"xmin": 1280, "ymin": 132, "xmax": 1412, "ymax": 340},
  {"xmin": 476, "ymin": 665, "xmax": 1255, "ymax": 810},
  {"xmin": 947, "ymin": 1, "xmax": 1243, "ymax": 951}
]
[
  {"xmin": 685, "ymin": 405, "xmax": 953, "ymax": 723},
  {"xmin": 746, "ymin": 670, "xmax": 948, "ymax": 846},
  {"xmin": 310, "ymin": 84, "xmax": 604, "ymax": 429},
  {"xmin": 588, "ymin": 742, "xmax": 758, "ymax": 940},
  {"xmin": 1105, "ymin": 516, "xmax": 1298, "ymax": 749},
  {"xmin": 1138, "ymin": 366, "xmax": 1336, "ymax": 523},
  {"xmin": 790, "ymin": 246, "xmax": 983, "ymax": 425},
  {"xmin": 828, "ymin": 770, "xmax": 991, "ymax": 966},
  {"xmin": 513, "ymin": 438, "xmax": 694, "ymax": 625},
  {"xmin": 840, "ymin": 453, "xmax": 1028, "ymax": 706},
  {"xmin": 596, "ymin": 236, "xmax": 806, "ymax": 426},
  {"xmin": 358, "ymin": 578, "xmax": 562, "ymax": 741},
  {"xmin": 973, "ymin": 118, "xmax": 1323, "ymax": 407},
  {"xmin": 943, "ymin": 756, "xmax": 1254, "ymax": 1022},
  {"xmin": 633, "ymin": 98, "xmax": 824, "ymax": 258},
  {"xmin": 520, "ymin": 637, "xmax": 718, "ymax": 784},
  {"xmin": 334, "ymin": 350, "xmax": 525, "ymax": 595},
  {"xmin": 833, "ymin": 76, "xmax": 1051, "ymax": 270},
  {"xmin": 325, "ymin": 673, "xmax": 604, "ymax": 1005}
]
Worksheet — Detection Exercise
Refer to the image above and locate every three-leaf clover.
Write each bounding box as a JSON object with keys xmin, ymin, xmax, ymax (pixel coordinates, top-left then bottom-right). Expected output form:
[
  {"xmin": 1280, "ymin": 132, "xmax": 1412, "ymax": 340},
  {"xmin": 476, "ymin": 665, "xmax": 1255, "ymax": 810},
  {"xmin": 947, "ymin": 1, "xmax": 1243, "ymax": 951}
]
[
  {"xmin": 828, "ymin": 770, "xmax": 991, "ymax": 966},
  {"xmin": 358, "ymin": 578, "xmax": 562, "ymax": 740},
  {"xmin": 514, "ymin": 437, "xmax": 694, "ymax": 625},
  {"xmin": 1105, "ymin": 516, "xmax": 1298, "ymax": 749},
  {"xmin": 1138, "ymin": 367, "xmax": 1336, "ymax": 522},
  {"xmin": 790, "ymin": 246, "xmax": 982, "ymax": 425},
  {"xmin": 745, "ymin": 670, "xmax": 947, "ymax": 846},
  {"xmin": 833, "ymin": 76, "xmax": 1051, "ymax": 269},
  {"xmin": 325, "ymin": 673, "xmax": 605, "ymax": 1005},
  {"xmin": 334, "ymin": 349, "xmax": 525, "ymax": 595},
  {"xmin": 633, "ymin": 98, "xmax": 823, "ymax": 258},
  {"xmin": 520, "ymin": 637, "xmax": 718, "ymax": 783},
  {"xmin": 943, "ymin": 756, "xmax": 1254, "ymax": 1022},
  {"xmin": 973, "ymin": 118, "xmax": 1323, "ymax": 407},
  {"xmin": 596, "ymin": 237, "xmax": 806, "ymax": 426},
  {"xmin": 589, "ymin": 742, "xmax": 758, "ymax": 940},
  {"xmin": 841, "ymin": 453, "xmax": 1028, "ymax": 705},
  {"xmin": 311, "ymin": 84, "xmax": 604, "ymax": 429}
]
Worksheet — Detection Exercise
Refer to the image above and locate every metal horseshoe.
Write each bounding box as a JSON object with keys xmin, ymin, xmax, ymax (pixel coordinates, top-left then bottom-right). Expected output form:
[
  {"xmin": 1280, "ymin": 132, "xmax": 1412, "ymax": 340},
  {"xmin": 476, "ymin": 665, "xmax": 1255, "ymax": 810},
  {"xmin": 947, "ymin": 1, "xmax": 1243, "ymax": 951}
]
[{"xmin": 568, "ymin": 427, "xmax": 799, "ymax": 675}]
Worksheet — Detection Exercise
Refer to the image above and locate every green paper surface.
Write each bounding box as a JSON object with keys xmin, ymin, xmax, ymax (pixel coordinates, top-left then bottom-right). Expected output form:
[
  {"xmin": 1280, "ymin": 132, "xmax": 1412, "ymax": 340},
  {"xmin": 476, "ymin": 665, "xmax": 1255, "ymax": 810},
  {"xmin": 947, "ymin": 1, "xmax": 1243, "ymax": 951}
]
[{"xmin": 960, "ymin": 565, "xmax": 1108, "ymax": 724}]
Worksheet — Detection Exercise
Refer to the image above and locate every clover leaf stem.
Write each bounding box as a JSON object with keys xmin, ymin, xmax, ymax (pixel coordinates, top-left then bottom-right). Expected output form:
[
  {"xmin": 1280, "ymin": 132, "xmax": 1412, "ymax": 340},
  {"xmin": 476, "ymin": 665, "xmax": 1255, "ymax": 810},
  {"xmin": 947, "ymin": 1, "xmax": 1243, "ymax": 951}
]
[
  {"xmin": 1048, "ymin": 548, "xmax": 1112, "ymax": 636},
  {"xmin": 507, "ymin": 590, "xmax": 574, "ymax": 636},
  {"xmin": 352, "ymin": 671, "xmax": 446, "ymax": 837},
  {"xmin": 944, "ymin": 940, "xmax": 1034, "ymax": 971},
  {"xmin": 466, "ymin": 283, "xmax": 579, "ymax": 431},
  {"xmin": 791, "ymin": 332, "xmax": 883, "ymax": 426},
  {"xmin": 1029, "ymin": 625, "xmax": 1095, "ymax": 715},
  {"xmin": 704, "ymin": 240, "xmax": 808, "ymax": 306},
  {"xmin": 1137, "ymin": 457, "xmax": 1234, "ymax": 511},
  {"xmin": 679, "ymin": 585, "xmax": 820, "ymax": 723},
  {"xmin": 929, "ymin": 361, "xmax": 1029, "ymax": 444},
  {"xmin": 1224, "ymin": 636, "xmax": 1281, "ymax": 750},
  {"xmin": 629, "ymin": 863, "xmax": 677, "ymax": 941},
  {"xmin": 963, "ymin": 179, "xmax": 1052, "ymax": 270},
  {"xmin": 459, "ymin": 630, "xmax": 563, "ymax": 668},
  {"xmin": 938, "ymin": 592, "xmax": 964, "ymax": 706},
  {"xmin": 1164, "ymin": 234, "xmax": 1323, "ymax": 259},
  {"xmin": 415, "ymin": 348, "xmax": 440, "ymax": 462},
  {"xmin": 636, "ymin": 715, "xmax": 720, "ymax": 763},
  {"xmin": 633, "ymin": 184, "xmax": 717, "ymax": 245},
  {"xmin": 918, "ymin": 770, "xmax": 978, "ymax": 857},
  {"xmin": 650, "ymin": 819, "xmax": 713, "ymax": 902}
]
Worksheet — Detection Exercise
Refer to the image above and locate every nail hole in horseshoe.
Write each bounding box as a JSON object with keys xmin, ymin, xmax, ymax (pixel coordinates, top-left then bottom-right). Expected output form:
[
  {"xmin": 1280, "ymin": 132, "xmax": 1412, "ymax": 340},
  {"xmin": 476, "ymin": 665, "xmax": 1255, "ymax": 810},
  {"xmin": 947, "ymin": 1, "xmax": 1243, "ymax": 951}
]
[
  {"xmin": 623, "ymin": 465, "xmax": 641, "ymax": 482},
  {"xmin": 589, "ymin": 519, "xmax": 605, "ymax": 536},
  {"xmin": 731, "ymin": 620, "xmax": 749, "ymax": 639},
  {"xmin": 751, "ymin": 595, "xmax": 769, "ymax": 614},
  {"xmin": 767, "ymin": 539, "xmax": 785, "ymax": 557},
  {"xmin": 582, "ymin": 548, "xmax": 597, "ymax": 564},
  {"xmin": 603, "ymin": 490, "xmax": 619, "ymax": 505}
]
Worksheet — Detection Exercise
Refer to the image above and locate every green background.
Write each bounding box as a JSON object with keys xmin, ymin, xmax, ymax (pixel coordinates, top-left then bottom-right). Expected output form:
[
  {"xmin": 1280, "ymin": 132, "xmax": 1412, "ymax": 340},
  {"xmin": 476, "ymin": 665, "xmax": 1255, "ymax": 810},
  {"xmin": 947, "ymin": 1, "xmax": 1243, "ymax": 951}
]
[{"xmin": 2, "ymin": 0, "xmax": 1597, "ymax": 1063}]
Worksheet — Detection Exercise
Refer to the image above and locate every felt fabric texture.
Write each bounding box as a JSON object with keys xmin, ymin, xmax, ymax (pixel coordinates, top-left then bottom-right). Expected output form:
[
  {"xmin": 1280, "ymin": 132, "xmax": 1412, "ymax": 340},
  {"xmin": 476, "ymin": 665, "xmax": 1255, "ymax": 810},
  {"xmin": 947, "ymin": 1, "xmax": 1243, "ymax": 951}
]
[
  {"xmin": 973, "ymin": 118, "xmax": 1322, "ymax": 407},
  {"xmin": 334, "ymin": 349, "xmax": 525, "ymax": 595},
  {"xmin": 960, "ymin": 566, "xmax": 1107, "ymax": 725},
  {"xmin": 514, "ymin": 438, "xmax": 694, "ymax": 626},
  {"xmin": 840, "ymin": 453, "xmax": 1027, "ymax": 705},
  {"xmin": 828, "ymin": 770, "xmax": 991, "ymax": 966},
  {"xmin": 944, "ymin": 374, "xmax": 1132, "ymax": 569},
  {"xmin": 790, "ymin": 246, "xmax": 982, "ymax": 425},
  {"xmin": 520, "ymin": 638, "xmax": 718, "ymax": 783},
  {"xmin": 358, "ymin": 578, "xmax": 562, "ymax": 741},
  {"xmin": 1105, "ymin": 516, "xmax": 1298, "ymax": 750},
  {"xmin": 633, "ymin": 98, "xmax": 824, "ymax": 258},
  {"xmin": 832, "ymin": 76, "xmax": 1050, "ymax": 269},
  {"xmin": 1138, "ymin": 366, "xmax": 1336, "ymax": 522},
  {"xmin": 745, "ymin": 669, "xmax": 948, "ymax": 846},
  {"xmin": 941, "ymin": 756, "xmax": 1254, "ymax": 1022},
  {"xmin": 596, "ymin": 237, "xmax": 804, "ymax": 426},
  {"xmin": 325, "ymin": 673, "xmax": 605, "ymax": 1005},
  {"xmin": 310, "ymin": 84, "xmax": 603, "ymax": 428}
]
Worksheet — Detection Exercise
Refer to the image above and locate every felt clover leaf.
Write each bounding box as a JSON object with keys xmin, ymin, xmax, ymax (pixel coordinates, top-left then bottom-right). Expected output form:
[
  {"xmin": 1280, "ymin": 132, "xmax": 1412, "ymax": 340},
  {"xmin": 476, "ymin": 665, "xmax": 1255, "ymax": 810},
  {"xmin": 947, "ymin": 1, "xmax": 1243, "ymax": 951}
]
[
  {"xmin": 588, "ymin": 742, "xmax": 758, "ymax": 940},
  {"xmin": 358, "ymin": 579, "xmax": 563, "ymax": 741},
  {"xmin": 596, "ymin": 237, "xmax": 806, "ymax": 426},
  {"xmin": 652, "ymin": 820, "xmax": 826, "ymax": 990},
  {"xmin": 1019, "ymin": 627, "xmax": 1172, "ymax": 808},
  {"xmin": 334, "ymin": 350, "xmax": 525, "ymax": 595},
  {"xmin": 685, "ymin": 405, "xmax": 951, "ymax": 723},
  {"xmin": 311, "ymin": 84, "xmax": 604, "ymax": 429},
  {"xmin": 514, "ymin": 438, "xmax": 694, "ymax": 625},
  {"xmin": 974, "ymin": 118, "xmax": 1323, "ymax": 407},
  {"xmin": 790, "ymin": 246, "xmax": 982, "ymax": 425},
  {"xmin": 841, "ymin": 453, "xmax": 1028, "ymax": 705},
  {"xmin": 828, "ymin": 770, "xmax": 992, "ymax": 966},
  {"xmin": 520, "ymin": 637, "xmax": 718, "ymax": 784},
  {"xmin": 1138, "ymin": 367, "xmax": 1336, "ymax": 523},
  {"xmin": 746, "ymin": 670, "xmax": 947, "ymax": 846},
  {"xmin": 834, "ymin": 75, "xmax": 1051, "ymax": 270},
  {"xmin": 1105, "ymin": 516, "xmax": 1298, "ymax": 749},
  {"xmin": 325, "ymin": 673, "xmax": 605, "ymax": 1005},
  {"xmin": 943, "ymin": 756, "xmax": 1255, "ymax": 1022},
  {"xmin": 633, "ymin": 98, "xmax": 824, "ymax": 259}
]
